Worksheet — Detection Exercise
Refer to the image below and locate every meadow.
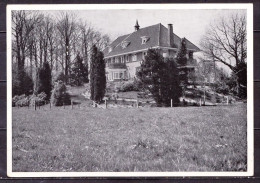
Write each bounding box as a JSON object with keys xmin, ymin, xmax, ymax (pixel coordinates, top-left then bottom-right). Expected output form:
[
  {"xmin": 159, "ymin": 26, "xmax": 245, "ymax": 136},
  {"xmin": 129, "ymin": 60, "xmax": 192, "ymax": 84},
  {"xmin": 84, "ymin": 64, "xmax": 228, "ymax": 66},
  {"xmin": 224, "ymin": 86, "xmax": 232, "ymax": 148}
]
[{"xmin": 12, "ymin": 101, "xmax": 247, "ymax": 172}]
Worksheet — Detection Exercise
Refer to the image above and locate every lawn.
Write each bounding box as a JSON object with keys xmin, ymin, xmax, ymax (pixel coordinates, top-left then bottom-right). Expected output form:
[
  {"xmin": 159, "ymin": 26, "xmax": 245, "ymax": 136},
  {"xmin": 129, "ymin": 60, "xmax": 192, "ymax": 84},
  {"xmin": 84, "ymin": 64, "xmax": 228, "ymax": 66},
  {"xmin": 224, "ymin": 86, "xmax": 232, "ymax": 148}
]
[{"xmin": 12, "ymin": 103, "xmax": 247, "ymax": 172}]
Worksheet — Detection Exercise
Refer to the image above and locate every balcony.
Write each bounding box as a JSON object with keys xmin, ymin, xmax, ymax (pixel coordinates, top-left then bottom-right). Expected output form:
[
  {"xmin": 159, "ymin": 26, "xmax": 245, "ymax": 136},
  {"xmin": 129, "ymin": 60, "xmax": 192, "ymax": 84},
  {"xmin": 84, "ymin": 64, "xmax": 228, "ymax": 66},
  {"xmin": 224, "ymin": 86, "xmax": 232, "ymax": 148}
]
[{"xmin": 108, "ymin": 63, "xmax": 127, "ymax": 69}]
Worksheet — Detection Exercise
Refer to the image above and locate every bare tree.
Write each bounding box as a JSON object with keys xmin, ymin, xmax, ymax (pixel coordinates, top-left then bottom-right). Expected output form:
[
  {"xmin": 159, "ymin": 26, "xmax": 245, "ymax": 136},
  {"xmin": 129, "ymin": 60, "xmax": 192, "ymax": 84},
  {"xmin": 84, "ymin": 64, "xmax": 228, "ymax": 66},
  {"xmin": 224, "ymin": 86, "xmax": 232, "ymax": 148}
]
[
  {"xmin": 12, "ymin": 11, "xmax": 41, "ymax": 72},
  {"xmin": 56, "ymin": 12, "xmax": 77, "ymax": 83},
  {"xmin": 200, "ymin": 13, "xmax": 247, "ymax": 96}
]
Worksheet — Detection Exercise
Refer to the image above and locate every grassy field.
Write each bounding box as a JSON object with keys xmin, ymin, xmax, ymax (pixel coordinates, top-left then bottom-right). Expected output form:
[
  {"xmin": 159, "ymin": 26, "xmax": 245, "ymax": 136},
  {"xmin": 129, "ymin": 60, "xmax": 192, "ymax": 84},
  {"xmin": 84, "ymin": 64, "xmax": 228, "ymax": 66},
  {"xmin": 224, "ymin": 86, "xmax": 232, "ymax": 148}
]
[{"xmin": 12, "ymin": 102, "xmax": 247, "ymax": 172}]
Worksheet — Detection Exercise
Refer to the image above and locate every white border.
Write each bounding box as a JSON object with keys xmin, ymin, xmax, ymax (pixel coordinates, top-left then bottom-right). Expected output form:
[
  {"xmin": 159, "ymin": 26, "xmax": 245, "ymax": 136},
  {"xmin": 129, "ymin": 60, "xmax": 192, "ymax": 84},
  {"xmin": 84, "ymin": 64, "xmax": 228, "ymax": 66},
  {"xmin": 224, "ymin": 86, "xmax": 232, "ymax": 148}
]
[{"xmin": 6, "ymin": 3, "xmax": 254, "ymax": 177}]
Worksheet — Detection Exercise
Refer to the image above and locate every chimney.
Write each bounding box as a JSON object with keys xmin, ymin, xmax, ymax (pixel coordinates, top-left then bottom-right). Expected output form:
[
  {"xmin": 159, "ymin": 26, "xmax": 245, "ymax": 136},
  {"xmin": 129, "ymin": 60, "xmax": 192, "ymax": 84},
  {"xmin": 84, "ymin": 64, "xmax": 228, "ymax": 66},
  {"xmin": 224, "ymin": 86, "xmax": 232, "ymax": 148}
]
[{"xmin": 168, "ymin": 24, "xmax": 173, "ymax": 47}]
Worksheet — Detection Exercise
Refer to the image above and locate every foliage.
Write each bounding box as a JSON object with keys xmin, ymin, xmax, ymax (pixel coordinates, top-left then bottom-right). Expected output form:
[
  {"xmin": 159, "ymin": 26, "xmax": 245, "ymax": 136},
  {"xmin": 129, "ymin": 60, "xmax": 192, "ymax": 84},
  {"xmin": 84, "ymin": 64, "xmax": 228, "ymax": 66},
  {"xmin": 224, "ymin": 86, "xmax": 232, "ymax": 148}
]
[
  {"xmin": 29, "ymin": 92, "xmax": 47, "ymax": 106},
  {"xmin": 200, "ymin": 13, "xmax": 247, "ymax": 99},
  {"xmin": 51, "ymin": 81, "xmax": 71, "ymax": 106},
  {"xmin": 54, "ymin": 72, "xmax": 66, "ymax": 83},
  {"xmin": 115, "ymin": 80, "xmax": 140, "ymax": 92},
  {"xmin": 70, "ymin": 54, "xmax": 85, "ymax": 86},
  {"xmin": 83, "ymin": 60, "xmax": 89, "ymax": 83},
  {"xmin": 34, "ymin": 62, "xmax": 52, "ymax": 100},
  {"xmin": 12, "ymin": 92, "xmax": 47, "ymax": 107},
  {"xmin": 12, "ymin": 69, "xmax": 34, "ymax": 97},
  {"xmin": 137, "ymin": 49, "xmax": 182, "ymax": 106},
  {"xmin": 176, "ymin": 38, "xmax": 188, "ymax": 85},
  {"xmin": 90, "ymin": 45, "xmax": 106, "ymax": 103}
]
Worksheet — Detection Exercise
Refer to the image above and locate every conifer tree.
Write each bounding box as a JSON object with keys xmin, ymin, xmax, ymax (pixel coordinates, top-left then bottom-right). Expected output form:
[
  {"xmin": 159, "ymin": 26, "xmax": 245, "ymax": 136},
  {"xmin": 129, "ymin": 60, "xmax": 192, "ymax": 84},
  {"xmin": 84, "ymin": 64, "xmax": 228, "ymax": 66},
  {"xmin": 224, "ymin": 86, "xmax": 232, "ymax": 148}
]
[
  {"xmin": 90, "ymin": 45, "xmax": 106, "ymax": 103},
  {"xmin": 137, "ymin": 49, "xmax": 181, "ymax": 106},
  {"xmin": 176, "ymin": 38, "xmax": 188, "ymax": 86},
  {"xmin": 71, "ymin": 53, "xmax": 85, "ymax": 86},
  {"xmin": 83, "ymin": 60, "xmax": 89, "ymax": 83},
  {"xmin": 34, "ymin": 62, "xmax": 52, "ymax": 100}
]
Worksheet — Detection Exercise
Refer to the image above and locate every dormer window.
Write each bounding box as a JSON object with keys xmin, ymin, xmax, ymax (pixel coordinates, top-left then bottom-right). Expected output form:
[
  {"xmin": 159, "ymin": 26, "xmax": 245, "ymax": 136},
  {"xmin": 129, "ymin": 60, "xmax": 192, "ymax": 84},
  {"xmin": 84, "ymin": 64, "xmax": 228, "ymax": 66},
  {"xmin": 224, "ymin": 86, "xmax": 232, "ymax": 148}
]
[
  {"xmin": 141, "ymin": 36, "xmax": 150, "ymax": 44},
  {"xmin": 108, "ymin": 46, "xmax": 113, "ymax": 53},
  {"xmin": 121, "ymin": 41, "xmax": 130, "ymax": 49}
]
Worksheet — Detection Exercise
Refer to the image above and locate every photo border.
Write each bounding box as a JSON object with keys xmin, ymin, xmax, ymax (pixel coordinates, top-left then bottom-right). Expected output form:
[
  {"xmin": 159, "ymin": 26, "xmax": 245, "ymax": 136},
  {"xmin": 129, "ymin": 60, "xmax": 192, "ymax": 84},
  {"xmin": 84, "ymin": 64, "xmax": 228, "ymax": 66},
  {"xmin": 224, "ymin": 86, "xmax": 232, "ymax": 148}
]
[{"xmin": 6, "ymin": 3, "xmax": 254, "ymax": 177}]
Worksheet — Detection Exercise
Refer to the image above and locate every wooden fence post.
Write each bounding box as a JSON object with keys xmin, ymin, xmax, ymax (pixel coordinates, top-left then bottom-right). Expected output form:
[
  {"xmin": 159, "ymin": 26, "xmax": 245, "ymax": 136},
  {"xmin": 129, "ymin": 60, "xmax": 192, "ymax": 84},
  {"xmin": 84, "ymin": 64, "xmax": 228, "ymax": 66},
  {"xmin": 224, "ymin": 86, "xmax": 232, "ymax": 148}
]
[
  {"xmin": 34, "ymin": 100, "xmax": 36, "ymax": 111},
  {"xmin": 227, "ymin": 96, "xmax": 229, "ymax": 105},
  {"xmin": 49, "ymin": 101, "xmax": 51, "ymax": 109},
  {"xmin": 171, "ymin": 99, "xmax": 173, "ymax": 108},
  {"xmin": 136, "ymin": 99, "xmax": 139, "ymax": 108},
  {"xmin": 71, "ymin": 100, "xmax": 73, "ymax": 109},
  {"xmin": 105, "ymin": 99, "xmax": 107, "ymax": 109},
  {"xmin": 63, "ymin": 102, "xmax": 65, "ymax": 109},
  {"xmin": 199, "ymin": 98, "xmax": 202, "ymax": 107}
]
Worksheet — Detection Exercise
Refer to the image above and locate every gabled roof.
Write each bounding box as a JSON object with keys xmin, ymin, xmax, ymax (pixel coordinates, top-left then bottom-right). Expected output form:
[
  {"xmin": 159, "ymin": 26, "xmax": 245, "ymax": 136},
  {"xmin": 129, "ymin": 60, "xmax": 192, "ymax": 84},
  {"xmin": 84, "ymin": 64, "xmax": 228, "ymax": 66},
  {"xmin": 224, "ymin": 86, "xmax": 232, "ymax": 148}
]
[{"xmin": 104, "ymin": 23, "xmax": 200, "ymax": 58}]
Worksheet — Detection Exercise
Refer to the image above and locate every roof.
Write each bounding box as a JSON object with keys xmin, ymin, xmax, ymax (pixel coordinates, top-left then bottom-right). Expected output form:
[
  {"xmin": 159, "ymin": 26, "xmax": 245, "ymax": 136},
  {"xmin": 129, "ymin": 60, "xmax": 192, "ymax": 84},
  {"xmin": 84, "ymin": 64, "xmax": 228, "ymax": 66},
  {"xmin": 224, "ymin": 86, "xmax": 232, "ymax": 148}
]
[{"xmin": 104, "ymin": 23, "xmax": 200, "ymax": 58}]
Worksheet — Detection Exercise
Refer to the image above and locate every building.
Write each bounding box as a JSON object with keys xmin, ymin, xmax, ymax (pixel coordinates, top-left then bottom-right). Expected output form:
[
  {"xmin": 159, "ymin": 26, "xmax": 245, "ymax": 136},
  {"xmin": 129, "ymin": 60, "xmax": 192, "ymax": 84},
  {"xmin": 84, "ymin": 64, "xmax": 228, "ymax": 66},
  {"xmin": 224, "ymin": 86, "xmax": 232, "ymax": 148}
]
[{"xmin": 103, "ymin": 21, "xmax": 200, "ymax": 81}]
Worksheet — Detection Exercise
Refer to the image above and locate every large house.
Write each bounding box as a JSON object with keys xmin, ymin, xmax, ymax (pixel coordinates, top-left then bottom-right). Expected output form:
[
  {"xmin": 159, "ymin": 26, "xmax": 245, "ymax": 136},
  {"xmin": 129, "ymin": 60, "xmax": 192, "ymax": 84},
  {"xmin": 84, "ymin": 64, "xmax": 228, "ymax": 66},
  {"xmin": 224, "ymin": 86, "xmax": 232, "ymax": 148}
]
[{"xmin": 103, "ymin": 21, "xmax": 200, "ymax": 81}]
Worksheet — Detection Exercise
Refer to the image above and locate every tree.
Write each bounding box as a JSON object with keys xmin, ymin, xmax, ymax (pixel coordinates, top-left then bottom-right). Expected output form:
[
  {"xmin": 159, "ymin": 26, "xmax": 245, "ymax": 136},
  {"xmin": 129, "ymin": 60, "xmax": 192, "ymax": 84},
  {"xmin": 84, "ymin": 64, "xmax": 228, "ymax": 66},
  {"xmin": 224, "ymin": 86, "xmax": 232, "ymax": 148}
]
[
  {"xmin": 90, "ymin": 45, "xmax": 106, "ymax": 103},
  {"xmin": 70, "ymin": 53, "xmax": 85, "ymax": 86},
  {"xmin": 56, "ymin": 12, "xmax": 77, "ymax": 84},
  {"xmin": 200, "ymin": 13, "xmax": 247, "ymax": 98},
  {"xmin": 137, "ymin": 49, "xmax": 182, "ymax": 106},
  {"xmin": 12, "ymin": 68, "xmax": 34, "ymax": 96},
  {"xmin": 176, "ymin": 38, "xmax": 188, "ymax": 86},
  {"xmin": 34, "ymin": 62, "xmax": 52, "ymax": 100},
  {"xmin": 51, "ymin": 80, "xmax": 71, "ymax": 106}
]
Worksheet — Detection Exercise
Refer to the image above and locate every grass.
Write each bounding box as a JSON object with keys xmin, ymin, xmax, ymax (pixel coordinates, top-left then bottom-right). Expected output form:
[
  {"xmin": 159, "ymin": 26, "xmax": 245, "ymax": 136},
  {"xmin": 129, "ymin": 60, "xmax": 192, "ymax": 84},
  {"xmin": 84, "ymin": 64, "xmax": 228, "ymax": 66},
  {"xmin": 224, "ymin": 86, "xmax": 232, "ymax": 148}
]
[{"xmin": 12, "ymin": 102, "xmax": 247, "ymax": 172}]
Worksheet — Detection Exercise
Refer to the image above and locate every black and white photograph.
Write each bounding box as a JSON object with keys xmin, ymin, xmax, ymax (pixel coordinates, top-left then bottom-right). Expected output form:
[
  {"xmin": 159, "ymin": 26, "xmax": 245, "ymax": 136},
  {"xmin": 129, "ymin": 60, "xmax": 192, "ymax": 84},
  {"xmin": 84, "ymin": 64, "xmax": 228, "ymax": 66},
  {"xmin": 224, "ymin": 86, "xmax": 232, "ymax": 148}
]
[{"xmin": 6, "ymin": 4, "xmax": 254, "ymax": 177}]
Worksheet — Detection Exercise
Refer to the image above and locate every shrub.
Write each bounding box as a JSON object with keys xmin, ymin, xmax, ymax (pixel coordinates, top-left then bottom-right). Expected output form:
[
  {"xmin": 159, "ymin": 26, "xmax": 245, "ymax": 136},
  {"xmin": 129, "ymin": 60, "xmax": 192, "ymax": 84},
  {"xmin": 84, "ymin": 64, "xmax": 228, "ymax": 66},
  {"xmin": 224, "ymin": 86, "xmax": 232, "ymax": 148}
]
[
  {"xmin": 15, "ymin": 96, "xmax": 30, "ymax": 107},
  {"xmin": 12, "ymin": 94, "xmax": 27, "ymax": 107},
  {"xmin": 13, "ymin": 69, "xmax": 34, "ymax": 97},
  {"xmin": 29, "ymin": 92, "xmax": 47, "ymax": 106},
  {"xmin": 115, "ymin": 80, "xmax": 140, "ymax": 92},
  {"xmin": 54, "ymin": 72, "xmax": 66, "ymax": 83},
  {"xmin": 51, "ymin": 81, "xmax": 71, "ymax": 106},
  {"xmin": 12, "ymin": 92, "xmax": 48, "ymax": 107}
]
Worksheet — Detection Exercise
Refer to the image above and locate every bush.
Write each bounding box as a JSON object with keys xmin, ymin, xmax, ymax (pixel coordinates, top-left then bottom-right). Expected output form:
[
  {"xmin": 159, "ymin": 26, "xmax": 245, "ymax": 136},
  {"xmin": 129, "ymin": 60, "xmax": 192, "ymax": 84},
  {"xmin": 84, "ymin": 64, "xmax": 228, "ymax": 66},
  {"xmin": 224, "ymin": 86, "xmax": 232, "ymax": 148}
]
[
  {"xmin": 29, "ymin": 92, "xmax": 47, "ymax": 106},
  {"xmin": 13, "ymin": 69, "xmax": 34, "ymax": 97},
  {"xmin": 12, "ymin": 94, "xmax": 29, "ymax": 107},
  {"xmin": 54, "ymin": 72, "xmax": 66, "ymax": 83},
  {"xmin": 51, "ymin": 81, "xmax": 71, "ymax": 106},
  {"xmin": 116, "ymin": 80, "xmax": 140, "ymax": 92},
  {"xmin": 12, "ymin": 92, "xmax": 48, "ymax": 107}
]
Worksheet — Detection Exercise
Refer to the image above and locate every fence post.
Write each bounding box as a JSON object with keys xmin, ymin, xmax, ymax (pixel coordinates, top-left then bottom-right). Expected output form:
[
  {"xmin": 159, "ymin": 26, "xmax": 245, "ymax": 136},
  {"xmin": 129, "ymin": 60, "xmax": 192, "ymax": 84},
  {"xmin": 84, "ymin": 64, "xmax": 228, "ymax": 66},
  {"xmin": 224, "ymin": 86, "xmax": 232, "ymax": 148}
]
[
  {"xmin": 49, "ymin": 101, "xmax": 51, "ymax": 109},
  {"xmin": 199, "ymin": 98, "xmax": 202, "ymax": 107},
  {"xmin": 171, "ymin": 99, "xmax": 173, "ymax": 108},
  {"xmin": 71, "ymin": 100, "xmax": 73, "ymax": 109},
  {"xmin": 105, "ymin": 99, "xmax": 107, "ymax": 109},
  {"xmin": 38, "ymin": 101, "xmax": 40, "ymax": 109},
  {"xmin": 34, "ymin": 100, "xmax": 36, "ymax": 111},
  {"xmin": 63, "ymin": 102, "xmax": 65, "ymax": 109},
  {"xmin": 227, "ymin": 96, "xmax": 229, "ymax": 105},
  {"xmin": 136, "ymin": 99, "xmax": 139, "ymax": 108}
]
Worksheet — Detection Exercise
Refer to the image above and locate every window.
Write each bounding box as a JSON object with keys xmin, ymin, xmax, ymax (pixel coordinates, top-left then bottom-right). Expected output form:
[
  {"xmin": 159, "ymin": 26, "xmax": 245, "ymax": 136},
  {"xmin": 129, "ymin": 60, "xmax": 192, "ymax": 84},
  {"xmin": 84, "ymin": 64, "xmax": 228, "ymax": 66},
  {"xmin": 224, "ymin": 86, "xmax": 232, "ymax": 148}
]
[
  {"xmin": 141, "ymin": 36, "xmax": 150, "ymax": 44},
  {"xmin": 121, "ymin": 56, "xmax": 124, "ymax": 63},
  {"xmin": 108, "ymin": 46, "xmax": 113, "ymax": 53},
  {"xmin": 142, "ymin": 52, "xmax": 147, "ymax": 59},
  {"xmin": 113, "ymin": 72, "xmax": 124, "ymax": 79},
  {"xmin": 126, "ymin": 55, "xmax": 129, "ymax": 62},
  {"xmin": 121, "ymin": 41, "xmax": 130, "ymax": 49},
  {"xmin": 115, "ymin": 57, "xmax": 119, "ymax": 63},
  {"xmin": 132, "ymin": 54, "xmax": 137, "ymax": 61}
]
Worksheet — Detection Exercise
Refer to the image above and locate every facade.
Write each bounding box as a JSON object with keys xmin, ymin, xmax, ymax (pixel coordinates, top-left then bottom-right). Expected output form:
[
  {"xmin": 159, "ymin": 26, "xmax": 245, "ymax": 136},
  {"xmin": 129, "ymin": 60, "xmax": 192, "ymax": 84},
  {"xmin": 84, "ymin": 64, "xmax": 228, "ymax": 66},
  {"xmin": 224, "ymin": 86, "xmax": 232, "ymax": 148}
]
[{"xmin": 103, "ymin": 21, "xmax": 200, "ymax": 81}]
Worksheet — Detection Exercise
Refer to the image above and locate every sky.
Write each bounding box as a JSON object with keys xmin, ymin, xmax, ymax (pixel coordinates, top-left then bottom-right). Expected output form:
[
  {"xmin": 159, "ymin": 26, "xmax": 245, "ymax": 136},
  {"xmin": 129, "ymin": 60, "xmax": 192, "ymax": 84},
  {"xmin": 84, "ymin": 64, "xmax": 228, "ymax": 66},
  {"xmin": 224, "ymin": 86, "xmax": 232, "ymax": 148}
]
[
  {"xmin": 46, "ymin": 9, "xmax": 246, "ymax": 73},
  {"xmin": 75, "ymin": 9, "xmax": 245, "ymax": 46},
  {"xmin": 47, "ymin": 9, "xmax": 246, "ymax": 47}
]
